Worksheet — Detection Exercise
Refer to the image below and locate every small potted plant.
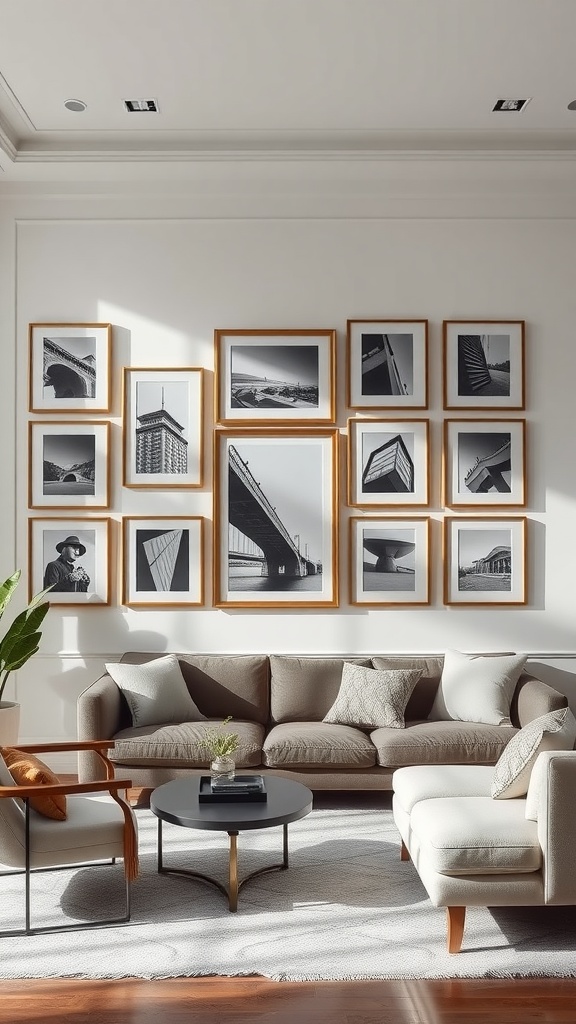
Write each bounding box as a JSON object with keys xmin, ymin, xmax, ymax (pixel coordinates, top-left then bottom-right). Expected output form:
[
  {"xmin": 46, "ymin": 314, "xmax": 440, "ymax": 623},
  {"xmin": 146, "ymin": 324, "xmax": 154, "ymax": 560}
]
[
  {"xmin": 200, "ymin": 716, "xmax": 239, "ymax": 783},
  {"xmin": 0, "ymin": 570, "xmax": 52, "ymax": 743}
]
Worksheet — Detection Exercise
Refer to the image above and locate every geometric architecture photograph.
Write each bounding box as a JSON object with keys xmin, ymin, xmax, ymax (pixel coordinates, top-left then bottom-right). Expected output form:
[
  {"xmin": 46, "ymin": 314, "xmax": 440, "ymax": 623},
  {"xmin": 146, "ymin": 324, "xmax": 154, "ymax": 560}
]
[
  {"xmin": 444, "ymin": 419, "xmax": 526, "ymax": 507},
  {"xmin": 444, "ymin": 517, "xmax": 527, "ymax": 605},
  {"xmin": 350, "ymin": 516, "xmax": 430, "ymax": 605},
  {"xmin": 348, "ymin": 418, "xmax": 429, "ymax": 506},
  {"xmin": 443, "ymin": 320, "xmax": 525, "ymax": 410},
  {"xmin": 122, "ymin": 517, "xmax": 203, "ymax": 607},
  {"xmin": 347, "ymin": 319, "xmax": 428, "ymax": 409}
]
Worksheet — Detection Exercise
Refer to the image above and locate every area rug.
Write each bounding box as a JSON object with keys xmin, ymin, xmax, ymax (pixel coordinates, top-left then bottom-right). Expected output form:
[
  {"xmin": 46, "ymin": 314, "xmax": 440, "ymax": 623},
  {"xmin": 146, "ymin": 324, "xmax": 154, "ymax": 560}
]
[{"xmin": 1, "ymin": 799, "xmax": 575, "ymax": 981}]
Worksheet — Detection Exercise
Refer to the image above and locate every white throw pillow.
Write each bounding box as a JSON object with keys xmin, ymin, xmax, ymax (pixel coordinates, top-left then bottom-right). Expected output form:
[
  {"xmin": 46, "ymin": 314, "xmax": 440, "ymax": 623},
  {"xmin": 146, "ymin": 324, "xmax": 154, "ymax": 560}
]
[
  {"xmin": 323, "ymin": 663, "xmax": 421, "ymax": 730},
  {"xmin": 491, "ymin": 706, "xmax": 576, "ymax": 801},
  {"xmin": 105, "ymin": 655, "xmax": 206, "ymax": 728},
  {"xmin": 429, "ymin": 649, "xmax": 527, "ymax": 726}
]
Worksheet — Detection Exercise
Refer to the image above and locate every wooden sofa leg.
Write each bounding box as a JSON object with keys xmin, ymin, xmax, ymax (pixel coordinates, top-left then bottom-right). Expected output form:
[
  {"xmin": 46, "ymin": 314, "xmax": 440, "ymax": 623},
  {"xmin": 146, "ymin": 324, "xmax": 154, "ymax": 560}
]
[
  {"xmin": 400, "ymin": 840, "xmax": 410, "ymax": 861},
  {"xmin": 446, "ymin": 906, "xmax": 465, "ymax": 953}
]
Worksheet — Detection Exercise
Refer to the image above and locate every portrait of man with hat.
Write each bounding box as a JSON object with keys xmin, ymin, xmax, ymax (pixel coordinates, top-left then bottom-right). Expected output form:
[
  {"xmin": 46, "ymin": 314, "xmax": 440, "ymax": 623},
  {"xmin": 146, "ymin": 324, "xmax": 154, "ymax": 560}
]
[{"xmin": 43, "ymin": 534, "xmax": 91, "ymax": 592}]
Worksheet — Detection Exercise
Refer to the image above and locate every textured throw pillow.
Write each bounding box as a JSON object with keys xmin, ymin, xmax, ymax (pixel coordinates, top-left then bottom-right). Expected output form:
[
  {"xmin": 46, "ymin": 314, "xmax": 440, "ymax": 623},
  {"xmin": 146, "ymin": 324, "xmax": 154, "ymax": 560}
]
[
  {"xmin": 491, "ymin": 706, "xmax": 576, "ymax": 800},
  {"xmin": 429, "ymin": 649, "xmax": 527, "ymax": 726},
  {"xmin": 1, "ymin": 747, "xmax": 67, "ymax": 820},
  {"xmin": 105, "ymin": 654, "xmax": 206, "ymax": 728},
  {"xmin": 323, "ymin": 663, "xmax": 422, "ymax": 730}
]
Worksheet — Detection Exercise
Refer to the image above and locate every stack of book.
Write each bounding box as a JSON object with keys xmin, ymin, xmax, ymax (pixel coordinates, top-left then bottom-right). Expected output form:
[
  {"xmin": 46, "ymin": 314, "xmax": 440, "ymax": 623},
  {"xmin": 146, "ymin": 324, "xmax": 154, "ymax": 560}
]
[{"xmin": 199, "ymin": 775, "xmax": 267, "ymax": 803}]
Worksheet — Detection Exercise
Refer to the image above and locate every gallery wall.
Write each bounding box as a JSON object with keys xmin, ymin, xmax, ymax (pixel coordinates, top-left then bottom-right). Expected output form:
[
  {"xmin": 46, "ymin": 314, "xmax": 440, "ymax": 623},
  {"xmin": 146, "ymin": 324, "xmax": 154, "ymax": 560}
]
[{"xmin": 1, "ymin": 160, "xmax": 576, "ymax": 756}]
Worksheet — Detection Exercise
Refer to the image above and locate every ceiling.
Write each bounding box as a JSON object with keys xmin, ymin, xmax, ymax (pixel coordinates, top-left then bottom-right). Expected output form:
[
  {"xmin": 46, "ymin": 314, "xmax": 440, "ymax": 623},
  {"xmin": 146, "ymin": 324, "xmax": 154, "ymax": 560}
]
[{"xmin": 1, "ymin": 0, "xmax": 576, "ymax": 182}]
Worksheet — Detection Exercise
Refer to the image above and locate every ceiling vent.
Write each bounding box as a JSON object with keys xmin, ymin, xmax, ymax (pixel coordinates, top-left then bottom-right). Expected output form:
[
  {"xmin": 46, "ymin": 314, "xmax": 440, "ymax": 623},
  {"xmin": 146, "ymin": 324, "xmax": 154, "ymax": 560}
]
[
  {"xmin": 124, "ymin": 99, "xmax": 159, "ymax": 113},
  {"xmin": 492, "ymin": 99, "xmax": 531, "ymax": 112}
]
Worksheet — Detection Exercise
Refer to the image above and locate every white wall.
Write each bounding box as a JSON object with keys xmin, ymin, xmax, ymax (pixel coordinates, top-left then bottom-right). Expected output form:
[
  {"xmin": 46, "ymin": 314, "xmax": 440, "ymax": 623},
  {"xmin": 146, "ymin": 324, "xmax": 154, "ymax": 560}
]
[{"xmin": 2, "ymin": 161, "xmax": 576, "ymax": 755}]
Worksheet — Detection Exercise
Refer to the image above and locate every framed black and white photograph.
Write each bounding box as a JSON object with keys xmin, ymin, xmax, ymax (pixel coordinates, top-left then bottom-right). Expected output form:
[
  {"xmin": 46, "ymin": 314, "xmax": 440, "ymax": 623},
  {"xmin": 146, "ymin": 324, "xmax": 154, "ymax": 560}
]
[
  {"xmin": 444, "ymin": 419, "xmax": 526, "ymax": 508},
  {"xmin": 28, "ymin": 517, "xmax": 110, "ymax": 605},
  {"xmin": 214, "ymin": 329, "xmax": 336, "ymax": 424},
  {"xmin": 349, "ymin": 516, "xmax": 430, "ymax": 606},
  {"xmin": 347, "ymin": 418, "xmax": 429, "ymax": 507},
  {"xmin": 123, "ymin": 367, "xmax": 203, "ymax": 488},
  {"xmin": 443, "ymin": 320, "xmax": 525, "ymax": 410},
  {"xmin": 347, "ymin": 319, "xmax": 428, "ymax": 409},
  {"xmin": 28, "ymin": 421, "xmax": 110, "ymax": 510},
  {"xmin": 29, "ymin": 323, "xmax": 111, "ymax": 413},
  {"xmin": 122, "ymin": 516, "xmax": 204, "ymax": 607},
  {"xmin": 214, "ymin": 429, "xmax": 338, "ymax": 607},
  {"xmin": 444, "ymin": 516, "xmax": 526, "ymax": 605}
]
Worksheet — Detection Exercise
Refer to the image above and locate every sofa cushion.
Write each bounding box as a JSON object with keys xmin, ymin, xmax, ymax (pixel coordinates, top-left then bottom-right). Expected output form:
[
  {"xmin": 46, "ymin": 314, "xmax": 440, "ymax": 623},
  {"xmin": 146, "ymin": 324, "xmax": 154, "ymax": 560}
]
[
  {"xmin": 429, "ymin": 650, "xmax": 527, "ymax": 726},
  {"xmin": 110, "ymin": 720, "xmax": 265, "ymax": 768},
  {"xmin": 323, "ymin": 663, "xmax": 421, "ymax": 729},
  {"xmin": 269, "ymin": 656, "xmax": 371, "ymax": 724},
  {"xmin": 491, "ymin": 706, "xmax": 576, "ymax": 800},
  {"xmin": 371, "ymin": 656, "xmax": 443, "ymax": 721},
  {"xmin": 120, "ymin": 653, "xmax": 270, "ymax": 726},
  {"xmin": 392, "ymin": 764, "xmax": 495, "ymax": 814},
  {"xmin": 106, "ymin": 655, "xmax": 206, "ymax": 728},
  {"xmin": 371, "ymin": 719, "xmax": 516, "ymax": 768},
  {"xmin": 263, "ymin": 722, "xmax": 377, "ymax": 768},
  {"xmin": 408, "ymin": 795, "xmax": 541, "ymax": 875}
]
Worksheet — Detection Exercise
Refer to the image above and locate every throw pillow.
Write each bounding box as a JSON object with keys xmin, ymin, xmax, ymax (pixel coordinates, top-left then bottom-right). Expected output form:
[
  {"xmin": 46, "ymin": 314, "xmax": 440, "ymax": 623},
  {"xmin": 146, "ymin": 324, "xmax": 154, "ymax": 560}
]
[
  {"xmin": 323, "ymin": 663, "xmax": 422, "ymax": 730},
  {"xmin": 491, "ymin": 706, "xmax": 576, "ymax": 800},
  {"xmin": 429, "ymin": 649, "xmax": 527, "ymax": 726},
  {"xmin": 105, "ymin": 654, "xmax": 206, "ymax": 728},
  {"xmin": 1, "ymin": 747, "xmax": 67, "ymax": 820}
]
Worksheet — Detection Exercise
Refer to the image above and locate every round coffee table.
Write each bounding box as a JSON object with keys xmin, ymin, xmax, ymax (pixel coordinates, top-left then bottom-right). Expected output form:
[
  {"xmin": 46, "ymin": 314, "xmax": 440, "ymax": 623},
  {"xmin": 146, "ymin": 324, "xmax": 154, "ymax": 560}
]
[{"xmin": 150, "ymin": 775, "xmax": 313, "ymax": 911}]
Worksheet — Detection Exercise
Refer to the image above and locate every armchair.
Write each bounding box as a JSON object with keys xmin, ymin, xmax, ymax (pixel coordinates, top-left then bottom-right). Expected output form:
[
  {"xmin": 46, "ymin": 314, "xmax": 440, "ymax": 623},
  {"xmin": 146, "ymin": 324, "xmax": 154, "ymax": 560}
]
[
  {"xmin": 392, "ymin": 751, "xmax": 576, "ymax": 953},
  {"xmin": 0, "ymin": 740, "xmax": 137, "ymax": 935}
]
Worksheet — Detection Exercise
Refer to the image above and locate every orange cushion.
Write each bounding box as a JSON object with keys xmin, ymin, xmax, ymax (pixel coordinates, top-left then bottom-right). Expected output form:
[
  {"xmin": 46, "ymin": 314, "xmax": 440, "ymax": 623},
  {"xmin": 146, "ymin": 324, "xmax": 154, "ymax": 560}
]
[{"xmin": 0, "ymin": 747, "xmax": 67, "ymax": 820}]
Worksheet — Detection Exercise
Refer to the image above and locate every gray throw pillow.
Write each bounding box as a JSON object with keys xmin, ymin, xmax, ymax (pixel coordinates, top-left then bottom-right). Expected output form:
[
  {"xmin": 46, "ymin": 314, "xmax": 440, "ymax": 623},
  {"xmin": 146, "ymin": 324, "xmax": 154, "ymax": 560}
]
[
  {"xmin": 323, "ymin": 663, "xmax": 422, "ymax": 730},
  {"xmin": 492, "ymin": 706, "xmax": 576, "ymax": 800},
  {"xmin": 105, "ymin": 654, "xmax": 206, "ymax": 728},
  {"xmin": 429, "ymin": 649, "xmax": 527, "ymax": 726}
]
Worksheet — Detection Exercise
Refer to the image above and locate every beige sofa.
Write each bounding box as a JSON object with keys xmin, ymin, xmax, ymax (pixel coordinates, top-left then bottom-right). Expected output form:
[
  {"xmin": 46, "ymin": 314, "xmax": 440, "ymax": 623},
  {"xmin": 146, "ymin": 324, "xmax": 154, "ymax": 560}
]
[
  {"xmin": 392, "ymin": 750, "xmax": 576, "ymax": 952},
  {"xmin": 77, "ymin": 653, "xmax": 568, "ymax": 789}
]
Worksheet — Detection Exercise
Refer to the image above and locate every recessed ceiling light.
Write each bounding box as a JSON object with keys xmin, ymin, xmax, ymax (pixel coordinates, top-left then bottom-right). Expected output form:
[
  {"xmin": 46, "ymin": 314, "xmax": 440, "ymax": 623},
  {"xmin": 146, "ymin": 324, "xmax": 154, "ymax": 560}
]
[
  {"xmin": 124, "ymin": 99, "xmax": 159, "ymax": 113},
  {"xmin": 492, "ymin": 98, "xmax": 531, "ymax": 112},
  {"xmin": 567, "ymin": 100, "xmax": 576, "ymax": 110},
  {"xmin": 64, "ymin": 98, "xmax": 87, "ymax": 112}
]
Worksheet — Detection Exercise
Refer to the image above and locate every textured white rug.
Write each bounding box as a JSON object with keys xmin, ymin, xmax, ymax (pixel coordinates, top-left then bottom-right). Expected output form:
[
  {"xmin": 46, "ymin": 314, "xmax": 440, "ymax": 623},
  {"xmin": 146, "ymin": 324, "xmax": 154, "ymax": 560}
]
[{"xmin": 1, "ymin": 797, "xmax": 575, "ymax": 981}]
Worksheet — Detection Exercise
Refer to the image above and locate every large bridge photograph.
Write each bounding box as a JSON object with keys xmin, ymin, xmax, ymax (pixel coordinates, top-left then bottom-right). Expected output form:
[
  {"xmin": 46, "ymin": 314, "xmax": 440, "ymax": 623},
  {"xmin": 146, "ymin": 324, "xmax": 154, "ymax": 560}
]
[{"xmin": 215, "ymin": 431, "xmax": 338, "ymax": 607}]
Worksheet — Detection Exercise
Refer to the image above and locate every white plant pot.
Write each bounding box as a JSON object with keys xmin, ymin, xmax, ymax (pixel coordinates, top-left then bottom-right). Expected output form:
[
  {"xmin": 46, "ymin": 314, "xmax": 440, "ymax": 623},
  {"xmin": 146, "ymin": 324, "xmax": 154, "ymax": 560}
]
[{"xmin": 0, "ymin": 702, "xmax": 20, "ymax": 746}]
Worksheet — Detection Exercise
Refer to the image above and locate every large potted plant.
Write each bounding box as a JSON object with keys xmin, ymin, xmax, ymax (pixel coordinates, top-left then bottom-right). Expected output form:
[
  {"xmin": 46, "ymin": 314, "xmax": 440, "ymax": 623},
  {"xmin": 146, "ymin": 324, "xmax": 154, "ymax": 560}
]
[{"xmin": 0, "ymin": 570, "xmax": 51, "ymax": 744}]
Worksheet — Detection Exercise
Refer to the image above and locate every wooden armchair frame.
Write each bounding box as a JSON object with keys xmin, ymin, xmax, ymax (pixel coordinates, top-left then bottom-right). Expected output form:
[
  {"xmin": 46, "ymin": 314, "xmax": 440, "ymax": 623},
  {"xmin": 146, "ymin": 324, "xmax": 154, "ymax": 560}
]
[{"xmin": 0, "ymin": 740, "xmax": 136, "ymax": 936}]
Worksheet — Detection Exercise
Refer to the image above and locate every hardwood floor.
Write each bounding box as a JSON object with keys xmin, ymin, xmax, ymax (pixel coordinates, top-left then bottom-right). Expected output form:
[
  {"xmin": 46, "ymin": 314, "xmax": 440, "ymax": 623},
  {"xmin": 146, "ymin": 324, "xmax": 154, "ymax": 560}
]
[
  {"xmin": 4, "ymin": 782, "xmax": 572, "ymax": 1023},
  {"xmin": 1, "ymin": 977, "xmax": 576, "ymax": 1024}
]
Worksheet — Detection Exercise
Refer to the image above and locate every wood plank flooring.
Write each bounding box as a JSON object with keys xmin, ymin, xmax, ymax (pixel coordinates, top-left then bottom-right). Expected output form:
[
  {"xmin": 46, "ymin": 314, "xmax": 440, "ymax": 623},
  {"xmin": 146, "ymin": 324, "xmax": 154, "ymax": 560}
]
[
  {"xmin": 3, "ymin": 782, "xmax": 572, "ymax": 1023},
  {"xmin": 1, "ymin": 977, "xmax": 576, "ymax": 1024}
]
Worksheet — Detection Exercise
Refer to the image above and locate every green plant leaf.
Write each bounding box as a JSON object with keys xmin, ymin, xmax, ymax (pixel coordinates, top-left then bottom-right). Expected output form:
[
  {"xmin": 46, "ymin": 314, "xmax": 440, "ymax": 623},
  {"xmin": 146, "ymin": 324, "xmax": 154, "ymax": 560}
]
[
  {"xmin": 0, "ymin": 601, "xmax": 50, "ymax": 667},
  {"xmin": 0, "ymin": 631, "xmax": 42, "ymax": 674},
  {"xmin": 0, "ymin": 570, "xmax": 21, "ymax": 620}
]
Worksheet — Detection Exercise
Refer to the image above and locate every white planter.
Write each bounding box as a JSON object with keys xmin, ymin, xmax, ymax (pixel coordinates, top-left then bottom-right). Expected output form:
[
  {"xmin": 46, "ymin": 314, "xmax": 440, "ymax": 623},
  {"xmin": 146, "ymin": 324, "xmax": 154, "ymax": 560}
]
[{"xmin": 0, "ymin": 702, "xmax": 20, "ymax": 746}]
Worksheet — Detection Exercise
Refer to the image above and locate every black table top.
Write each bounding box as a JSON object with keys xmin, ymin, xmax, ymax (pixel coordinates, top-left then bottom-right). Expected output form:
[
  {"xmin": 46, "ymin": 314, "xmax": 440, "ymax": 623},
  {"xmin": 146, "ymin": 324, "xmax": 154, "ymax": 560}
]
[{"xmin": 150, "ymin": 775, "xmax": 313, "ymax": 832}]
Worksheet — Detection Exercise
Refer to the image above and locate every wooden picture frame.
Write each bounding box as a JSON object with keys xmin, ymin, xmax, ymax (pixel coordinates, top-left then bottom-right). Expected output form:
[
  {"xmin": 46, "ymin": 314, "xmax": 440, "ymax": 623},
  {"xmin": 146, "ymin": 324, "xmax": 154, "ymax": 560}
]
[
  {"xmin": 349, "ymin": 516, "xmax": 430, "ymax": 606},
  {"xmin": 214, "ymin": 329, "xmax": 336, "ymax": 425},
  {"xmin": 123, "ymin": 367, "xmax": 204, "ymax": 488},
  {"xmin": 347, "ymin": 418, "xmax": 429, "ymax": 508},
  {"xmin": 28, "ymin": 420, "xmax": 110, "ymax": 510},
  {"xmin": 347, "ymin": 319, "xmax": 428, "ymax": 409},
  {"xmin": 214, "ymin": 428, "xmax": 339, "ymax": 608},
  {"xmin": 443, "ymin": 320, "xmax": 525, "ymax": 410},
  {"xmin": 122, "ymin": 516, "xmax": 204, "ymax": 608},
  {"xmin": 28, "ymin": 516, "xmax": 111, "ymax": 605},
  {"xmin": 443, "ymin": 419, "xmax": 526, "ymax": 509},
  {"xmin": 443, "ymin": 516, "xmax": 527, "ymax": 605},
  {"xmin": 29, "ymin": 323, "xmax": 111, "ymax": 413}
]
